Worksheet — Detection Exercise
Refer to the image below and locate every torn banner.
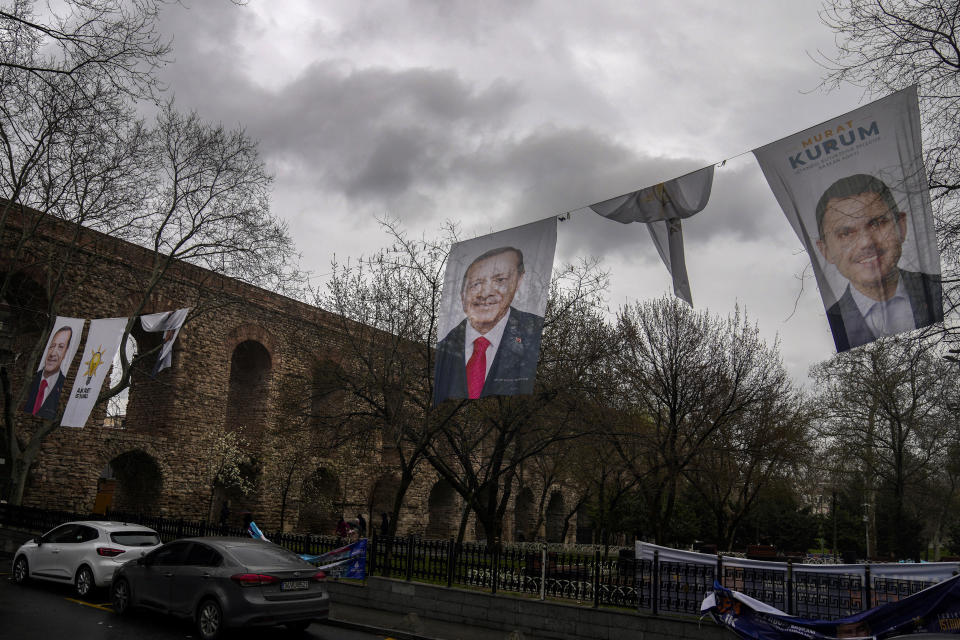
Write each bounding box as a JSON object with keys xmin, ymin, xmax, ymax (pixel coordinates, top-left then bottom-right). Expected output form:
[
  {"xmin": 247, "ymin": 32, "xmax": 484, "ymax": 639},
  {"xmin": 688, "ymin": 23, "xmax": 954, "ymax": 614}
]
[
  {"xmin": 702, "ymin": 574, "xmax": 960, "ymax": 640},
  {"xmin": 589, "ymin": 165, "xmax": 714, "ymax": 305},
  {"xmin": 753, "ymin": 86, "xmax": 943, "ymax": 352},
  {"xmin": 302, "ymin": 539, "xmax": 367, "ymax": 579},
  {"xmin": 140, "ymin": 308, "xmax": 190, "ymax": 376}
]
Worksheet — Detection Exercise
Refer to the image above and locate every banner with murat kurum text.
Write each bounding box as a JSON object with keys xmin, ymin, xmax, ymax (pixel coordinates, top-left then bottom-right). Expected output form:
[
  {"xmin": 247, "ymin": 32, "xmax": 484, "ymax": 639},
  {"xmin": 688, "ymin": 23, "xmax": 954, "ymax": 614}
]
[{"xmin": 753, "ymin": 86, "xmax": 943, "ymax": 352}]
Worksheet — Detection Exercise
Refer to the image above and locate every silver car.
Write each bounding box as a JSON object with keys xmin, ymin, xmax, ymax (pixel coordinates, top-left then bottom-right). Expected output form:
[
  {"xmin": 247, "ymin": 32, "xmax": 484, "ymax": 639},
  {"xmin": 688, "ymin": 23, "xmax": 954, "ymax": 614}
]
[
  {"xmin": 111, "ymin": 537, "xmax": 329, "ymax": 640},
  {"xmin": 12, "ymin": 520, "xmax": 161, "ymax": 597}
]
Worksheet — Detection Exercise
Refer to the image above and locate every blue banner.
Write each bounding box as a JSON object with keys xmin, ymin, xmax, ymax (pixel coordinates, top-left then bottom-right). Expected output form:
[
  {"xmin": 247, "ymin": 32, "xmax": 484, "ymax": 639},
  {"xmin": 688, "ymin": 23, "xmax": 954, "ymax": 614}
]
[
  {"xmin": 702, "ymin": 575, "xmax": 960, "ymax": 640},
  {"xmin": 301, "ymin": 539, "xmax": 367, "ymax": 579}
]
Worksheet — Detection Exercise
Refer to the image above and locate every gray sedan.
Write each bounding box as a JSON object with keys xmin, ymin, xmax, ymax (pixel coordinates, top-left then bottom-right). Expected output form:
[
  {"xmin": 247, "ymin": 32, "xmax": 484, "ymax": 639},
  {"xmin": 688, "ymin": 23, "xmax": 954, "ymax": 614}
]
[{"xmin": 111, "ymin": 537, "xmax": 329, "ymax": 640}]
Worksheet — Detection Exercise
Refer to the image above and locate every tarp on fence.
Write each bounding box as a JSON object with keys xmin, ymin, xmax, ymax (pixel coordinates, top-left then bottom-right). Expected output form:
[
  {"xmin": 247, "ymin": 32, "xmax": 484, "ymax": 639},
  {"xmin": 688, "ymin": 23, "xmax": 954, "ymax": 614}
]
[
  {"xmin": 302, "ymin": 538, "xmax": 367, "ymax": 579},
  {"xmin": 702, "ymin": 574, "xmax": 960, "ymax": 640}
]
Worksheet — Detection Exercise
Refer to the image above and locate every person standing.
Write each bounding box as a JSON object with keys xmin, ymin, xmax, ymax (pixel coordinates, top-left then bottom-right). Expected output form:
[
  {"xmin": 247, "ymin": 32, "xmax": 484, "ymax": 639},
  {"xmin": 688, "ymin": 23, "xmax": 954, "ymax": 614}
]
[
  {"xmin": 380, "ymin": 512, "xmax": 390, "ymax": 537},
  {"xmin": 356, "ymin": 512, "xmax": 367, "ymax": 537}
]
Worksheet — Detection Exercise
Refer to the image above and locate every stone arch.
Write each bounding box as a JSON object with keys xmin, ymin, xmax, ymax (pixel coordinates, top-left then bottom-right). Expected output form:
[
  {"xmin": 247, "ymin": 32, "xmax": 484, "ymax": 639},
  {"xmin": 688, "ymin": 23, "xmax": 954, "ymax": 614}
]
[
  {"xmin": 225, "ymin": 339, "xmax": 273, "ymax": 439},
  {"xmin": 104, "ymin": 449, "xmax": 163, "ymax": 514},
  {"xmin": 369, "ymin": 473, "xmax": 400, "ymax": 532},
  {"xmin": 427, "ymin": 479, "xmax": 457, "ymax": 539},
  {"xmin": 576, "ymin": 501, "xmax": 594, "ymax": 544},
  {"xmin": 297, "ymin": 468, "xmax": 342, "ymax": 535},
  {"xmin": 514, "ymin": 487, "xmax": 535, "ymax": 542},
  {"xmin": 545, "ymin": 490, "xmax": 566, "ymax": 543}
]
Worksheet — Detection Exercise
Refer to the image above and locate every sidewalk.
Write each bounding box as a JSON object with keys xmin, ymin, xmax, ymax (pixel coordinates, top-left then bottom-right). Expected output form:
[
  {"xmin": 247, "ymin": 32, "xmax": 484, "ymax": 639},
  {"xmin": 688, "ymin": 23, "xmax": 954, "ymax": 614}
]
[{"xmin": 326, "ymin": 602, "xmax": 527, "ymax": 640}]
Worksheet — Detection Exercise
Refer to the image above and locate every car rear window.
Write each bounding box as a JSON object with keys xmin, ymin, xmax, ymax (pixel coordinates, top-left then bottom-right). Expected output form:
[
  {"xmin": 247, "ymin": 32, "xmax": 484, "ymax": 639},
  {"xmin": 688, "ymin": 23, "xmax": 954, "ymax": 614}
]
[
  {"xmin": 111, "ymin": 531, "xmax": 160, "ymax": 546},
  {"xmin": 229, "ymin": 544, "xmax": 312, "ymax": 569}
]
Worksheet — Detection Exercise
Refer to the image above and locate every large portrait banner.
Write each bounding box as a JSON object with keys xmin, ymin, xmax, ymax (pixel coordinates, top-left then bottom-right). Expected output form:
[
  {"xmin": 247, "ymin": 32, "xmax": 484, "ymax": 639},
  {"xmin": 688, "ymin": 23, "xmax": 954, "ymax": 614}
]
[
  {"xmin": 61, "ymin": 317, "xmax": 128, "ymax": 428},
  {"xmin": 433, "ymin": 218, "xmax": 557, "ymax": 405},
  {"xmin": 753, "ymin": 86, "xmax": 943, "ymax": 352},
  {"xmin": 21, "ymin": 316, "xmax": 85, "ymax": 420}
]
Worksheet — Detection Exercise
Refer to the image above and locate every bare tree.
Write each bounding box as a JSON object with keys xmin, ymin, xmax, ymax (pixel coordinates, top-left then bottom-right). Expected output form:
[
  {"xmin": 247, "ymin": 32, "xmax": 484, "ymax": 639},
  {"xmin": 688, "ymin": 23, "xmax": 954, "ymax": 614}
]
[
  {"xmin": 317, "ymin": 219, "xmax": 458, "ymax": 537},
  {"xmin": 0, "ymin": 0, "xmax": 171, "ymax": 100},
  {"xmin": 0, "ymin": 2, "xmax": 302, "ymax": 504},
  {"xmin": 613, "ymin": 296, "xmax": 794, "ymax": 545},
  {"xmin": 811, "ymin": 337, "xmax": 954, "ymax": 557}
]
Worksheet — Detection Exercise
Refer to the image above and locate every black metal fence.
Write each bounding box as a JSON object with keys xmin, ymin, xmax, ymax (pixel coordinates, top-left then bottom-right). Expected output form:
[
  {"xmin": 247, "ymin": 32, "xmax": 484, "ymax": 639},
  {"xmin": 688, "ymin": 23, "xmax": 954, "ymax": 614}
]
[{"xmin": 0, "ymin": 503, "xmax": 948, "ymax": 618}]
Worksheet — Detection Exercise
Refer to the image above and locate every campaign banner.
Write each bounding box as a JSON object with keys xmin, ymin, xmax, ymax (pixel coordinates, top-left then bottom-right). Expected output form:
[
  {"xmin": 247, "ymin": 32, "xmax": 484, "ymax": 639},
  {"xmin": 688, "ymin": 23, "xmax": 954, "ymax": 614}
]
[
  {"xmin": 61, "ymin": 317, "xmax": 128, "ymax": 428},
  {"xmin": 434, "ymin": 218, "xmax": 557, "ymax": 404},
  {"xmin": 753, "ymin": 86, "xmax": 943, "ymax": 352},
  {"xmin": 590, "ymin": 165, "xmax": 714, "ymax": 305},
  {"xmin": 302, "ymin": 539, "xmax": 367, "ymax": 579},
  {"xmin": 140, "ymin": 307, "xmax": 189, "ymax": 376},
  {"xmin": 702, "ymin": 575, "xmax": 960, "ymax": 640},
  {"xmin": 21, "ymin": 317, "xmax": 85, "ymax": 420}
]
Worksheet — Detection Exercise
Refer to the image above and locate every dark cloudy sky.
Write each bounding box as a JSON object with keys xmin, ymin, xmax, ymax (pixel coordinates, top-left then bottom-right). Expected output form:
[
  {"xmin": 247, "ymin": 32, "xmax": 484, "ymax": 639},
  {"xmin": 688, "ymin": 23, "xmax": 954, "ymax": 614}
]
[{"xmin": 153, "ymin": 0, "xmax": 869, "ymax": 385}]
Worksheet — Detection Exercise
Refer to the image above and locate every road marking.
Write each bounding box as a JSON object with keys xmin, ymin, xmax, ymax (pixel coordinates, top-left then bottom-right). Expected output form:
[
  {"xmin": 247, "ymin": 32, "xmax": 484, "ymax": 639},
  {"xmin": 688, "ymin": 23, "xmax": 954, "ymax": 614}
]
[{"xmin": 65, "ymin": 597, "xmax": 113, "ymax": 612}]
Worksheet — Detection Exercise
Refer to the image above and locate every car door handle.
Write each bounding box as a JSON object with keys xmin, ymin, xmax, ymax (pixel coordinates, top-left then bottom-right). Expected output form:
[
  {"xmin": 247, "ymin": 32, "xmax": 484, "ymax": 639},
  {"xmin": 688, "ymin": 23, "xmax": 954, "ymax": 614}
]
[
  {"xmin": 163, "ymin": 572, "xmax": 173, "ymax": 578},
  {"xmin": 202, "ymin": 573, "xmax": 212, "ymax": 579}
]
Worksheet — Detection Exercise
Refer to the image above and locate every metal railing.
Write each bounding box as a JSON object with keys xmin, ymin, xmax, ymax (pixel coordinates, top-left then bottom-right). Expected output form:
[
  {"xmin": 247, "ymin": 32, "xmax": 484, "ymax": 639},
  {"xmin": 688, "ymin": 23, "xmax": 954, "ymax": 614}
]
[{"xmin": 1, "ymin": 503, "xmax": 951, "ymax": 618}]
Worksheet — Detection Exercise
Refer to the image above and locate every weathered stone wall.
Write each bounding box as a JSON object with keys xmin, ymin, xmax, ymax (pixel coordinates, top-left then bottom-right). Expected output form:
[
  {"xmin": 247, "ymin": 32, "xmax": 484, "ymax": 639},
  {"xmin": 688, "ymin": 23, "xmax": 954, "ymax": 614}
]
[{"xmin": 2, "ymin": 207, "xmax": 576, "ymax": 541}]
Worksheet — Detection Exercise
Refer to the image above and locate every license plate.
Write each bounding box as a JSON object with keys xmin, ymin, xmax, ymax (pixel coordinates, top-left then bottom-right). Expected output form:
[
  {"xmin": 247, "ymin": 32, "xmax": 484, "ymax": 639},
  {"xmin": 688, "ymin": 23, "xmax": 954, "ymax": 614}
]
[{"xmin": 281, "ymin": 580, "xmax": 309, "ymax": 591}]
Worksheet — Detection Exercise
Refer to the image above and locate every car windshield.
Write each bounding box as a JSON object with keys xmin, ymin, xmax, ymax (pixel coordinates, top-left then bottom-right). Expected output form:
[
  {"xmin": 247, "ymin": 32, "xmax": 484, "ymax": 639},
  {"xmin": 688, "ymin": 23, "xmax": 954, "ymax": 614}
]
[
  {"xmin": 111, "ymin": 531, "xmax": 161, "ymax": 546},
  {"xmin": 229, "ymin": 544, "xmax": 312, "ymax": 570}
]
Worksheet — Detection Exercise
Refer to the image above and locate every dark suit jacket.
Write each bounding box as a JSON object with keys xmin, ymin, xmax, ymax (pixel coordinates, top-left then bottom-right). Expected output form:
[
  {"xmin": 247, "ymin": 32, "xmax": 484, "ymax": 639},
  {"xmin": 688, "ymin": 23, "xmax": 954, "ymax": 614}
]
[
  {"xmin": 827, "ymin": 269, "xmax": 943, "ymax": 352},
  {"xmin": 21, "ymin": 370, "xmax": 66, "ymax": 420},
  {"xmin": 433, "ymin": 307, "xmax": 544, "ymax": 405}
]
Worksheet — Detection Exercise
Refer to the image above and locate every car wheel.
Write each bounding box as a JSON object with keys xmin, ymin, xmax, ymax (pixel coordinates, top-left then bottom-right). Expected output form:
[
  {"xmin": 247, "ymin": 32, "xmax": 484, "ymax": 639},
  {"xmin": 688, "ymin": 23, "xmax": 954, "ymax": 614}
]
[
  {"xmin": 112, "ymin": 578, "xmax": 131, "ymax": 615},
  {"xmin": 196, "ymin": 598, "xmax": 223, "ymax": 640},
  {"xmin": 75, "ymin": 565, "xmax": 95, "ymax": 598},
  {"xmin": 13, "ymin": 556, "xmax": 29, "ymax": 584},
  {"xmin": 285, "ymin": 620, "xmax": 311, "ymax": 633}
]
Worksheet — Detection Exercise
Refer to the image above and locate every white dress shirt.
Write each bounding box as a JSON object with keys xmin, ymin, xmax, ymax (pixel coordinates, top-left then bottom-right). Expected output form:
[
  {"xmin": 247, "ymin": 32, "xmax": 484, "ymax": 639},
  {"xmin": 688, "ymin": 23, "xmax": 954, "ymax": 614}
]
[
  {"xmin": 850, "ymin": 278, "xmax": 915, "ymax": 337},
  {"xmin": 463, "ymin": 310, "xmax": 511, "ymax": 378}
]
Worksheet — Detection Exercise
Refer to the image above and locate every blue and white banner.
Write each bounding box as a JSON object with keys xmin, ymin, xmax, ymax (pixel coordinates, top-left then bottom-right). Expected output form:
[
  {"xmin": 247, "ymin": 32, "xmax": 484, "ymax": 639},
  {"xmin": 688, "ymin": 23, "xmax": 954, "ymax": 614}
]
[
  {"xmin": 61, "ymin": 317, "xmax": 127, "ymax": 428},
  {"xmin": 302, "ymin": 539, "xmax": 367, "ymax": 579},
  {"xmin": 702, "ymin": 574, "xmax": 960, "ymax": 640}
]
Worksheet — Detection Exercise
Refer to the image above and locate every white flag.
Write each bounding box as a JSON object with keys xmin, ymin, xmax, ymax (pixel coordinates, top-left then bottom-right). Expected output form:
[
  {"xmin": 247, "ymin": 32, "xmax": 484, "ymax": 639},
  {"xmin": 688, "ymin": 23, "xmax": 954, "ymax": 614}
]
[
  {"xmin": 61, "ymin": 317, "xmax": 127, "ymax": 428},
  {"xmin": 590, "ymin": 165, "xmax": 714, "ymax": 305},
  {"xmin": 140, "ymin": 307, "xmax": 190, "ymax": 376}
]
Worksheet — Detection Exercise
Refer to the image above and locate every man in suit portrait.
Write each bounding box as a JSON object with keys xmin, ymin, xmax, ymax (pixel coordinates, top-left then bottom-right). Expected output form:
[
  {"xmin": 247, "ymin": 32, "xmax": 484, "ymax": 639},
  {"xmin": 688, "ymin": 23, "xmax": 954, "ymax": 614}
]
[
  {"xmin": 815, "ymin": 174, "xmax": 943, "ymax": 352},
  {"xmin": 433, "ymin": 246, "xmax": 544, "ymax": 404},
  {"xmin": 22, "ymin": 325, "xmax": 73, "ymax": 419}
]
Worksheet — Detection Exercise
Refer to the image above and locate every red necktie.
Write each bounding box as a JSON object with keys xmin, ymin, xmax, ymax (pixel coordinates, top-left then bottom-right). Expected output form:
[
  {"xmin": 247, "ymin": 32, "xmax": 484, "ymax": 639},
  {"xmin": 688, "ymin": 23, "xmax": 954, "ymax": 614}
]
[
  {"xmin": 466, "ymin": 336, "xmax": 490, "ymax": 399},
  {"xmin": 32, "ymin": 379, "xmax": 48, "ymax": 415}
]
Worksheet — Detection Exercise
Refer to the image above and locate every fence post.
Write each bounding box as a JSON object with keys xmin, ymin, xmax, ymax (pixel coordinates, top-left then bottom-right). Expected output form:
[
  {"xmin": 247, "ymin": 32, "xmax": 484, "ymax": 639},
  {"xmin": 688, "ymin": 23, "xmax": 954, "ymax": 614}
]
[
  {"xmin": 864, "ymin": 564, "xmax": 871, "ymax": 611},
  {"xmin": 405, "ymin": 535, "xmax": 414, "ymax": 582},
  {"xmin": 369, "ymin": 533, "xmax": 377, "ymax": 577},
  {"xmin": 593, "ymin": 548, "xmax": 601, "ymax": 608},
  {"xmin": 491, "ymin": 543, "xmax": 499, "ymax": 595},
  {"xmin": 787, "ymin": 559, "xmax": 794, "ymax": 615},
  {"xmin": 446, "ymin": 538, "xmax": 455, "ymax": 588},
  {"xmin": 540, "ymin": 544, "xmax": 547, "ymax": 601},
  {"xmin": 652, "ymin": 549, "xmax": 659, "ymax": 616},
  {"xmin": 716, "ymin": 553, "xmax": 723, "ymax": 587}
]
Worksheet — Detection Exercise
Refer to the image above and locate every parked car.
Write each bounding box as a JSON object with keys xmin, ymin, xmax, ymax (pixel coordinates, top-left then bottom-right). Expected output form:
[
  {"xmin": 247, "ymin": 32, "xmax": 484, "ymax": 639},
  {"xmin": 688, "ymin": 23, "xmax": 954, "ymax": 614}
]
[
  {"xmin": 111, "ymin": 537, "xmax": 329, "ymax": 640},
  {"xmin": 12, "ymin": 520, "xmax": 162, "ymax": 598}
]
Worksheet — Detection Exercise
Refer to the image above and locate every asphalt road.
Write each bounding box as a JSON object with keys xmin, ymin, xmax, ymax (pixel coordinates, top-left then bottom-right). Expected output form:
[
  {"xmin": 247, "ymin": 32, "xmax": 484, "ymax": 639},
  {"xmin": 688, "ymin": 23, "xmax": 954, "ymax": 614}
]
[{"xmin": 0, "ymin": 568, "xmax": 392, "ymax": 640}]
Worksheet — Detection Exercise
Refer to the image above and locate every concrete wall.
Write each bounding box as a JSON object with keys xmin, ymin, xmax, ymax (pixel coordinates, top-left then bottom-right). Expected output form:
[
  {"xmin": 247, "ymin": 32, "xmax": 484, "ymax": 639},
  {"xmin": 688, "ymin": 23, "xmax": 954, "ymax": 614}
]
[{"xmin": 326, "ymin": 576, "xmax": 728, "ymax": 640}]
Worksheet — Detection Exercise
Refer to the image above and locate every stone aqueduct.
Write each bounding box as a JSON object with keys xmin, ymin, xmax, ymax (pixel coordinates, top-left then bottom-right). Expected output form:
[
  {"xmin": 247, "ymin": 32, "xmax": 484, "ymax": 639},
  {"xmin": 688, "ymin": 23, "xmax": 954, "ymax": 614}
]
[{"xmin": 1, "ymin": 210, "xmax": 583, "ymax": 542}]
